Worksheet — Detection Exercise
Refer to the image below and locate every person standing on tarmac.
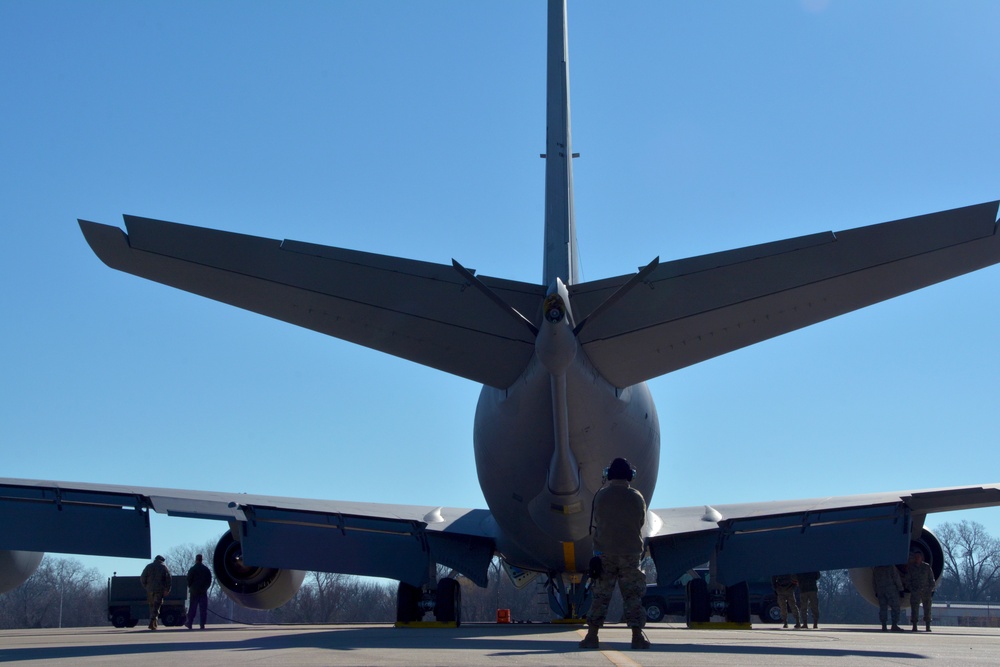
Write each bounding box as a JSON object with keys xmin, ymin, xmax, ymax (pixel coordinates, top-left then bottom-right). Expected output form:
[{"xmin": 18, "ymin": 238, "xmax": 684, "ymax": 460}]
[
  {"xmin": 185, "ymin": 554, "xmax": 213, "ymax": 630},
  {"xmin": 579, "ymin": 457, "xmax": 650, "ymax": 651},
  {"xmin": 906, "ymin": 551, "xmax": 936, "ymax": 632},
  {"xmin": 873, "ymin": 564, "xmax": 905, "ymax": 632},
  {"xmin": 771, "ymin": 574, "xmax": 802, "ymax": 628},
  {"xmin": 139, "ymin": 555, "xmax": 171, "ymax": 631},
  {"xmin": 796, "ymin": 571, "xmax": 821, "ymax": 629}
]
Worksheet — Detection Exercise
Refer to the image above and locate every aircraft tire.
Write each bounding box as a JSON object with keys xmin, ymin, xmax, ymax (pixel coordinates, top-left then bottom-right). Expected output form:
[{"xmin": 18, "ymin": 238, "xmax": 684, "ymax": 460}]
[
  {"xmin": 396, "ymin": 582, "xmax": 421, "ymax": 623},
  {"xmin": 725, "ymin": 582, "xmax": 751, "ymax": 624},
  {"xmin": 434, "ymin": 577, "xmax": 462, "ymax": 626},
  {"xmin": 686, "ymin": 578, "xmax": 710, "ymax": 624}
]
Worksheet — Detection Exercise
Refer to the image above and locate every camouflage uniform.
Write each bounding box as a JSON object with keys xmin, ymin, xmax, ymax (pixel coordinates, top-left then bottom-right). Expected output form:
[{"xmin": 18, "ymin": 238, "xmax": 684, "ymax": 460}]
[
  {"xmin": 906, "ymin": 559, "xmax": 936, "ymax": 626},
  {"xmin": 586, "ymin": 478, "xmax": 647, "ymax": 629},
  {"xmin": 771, "ymin": 574, "xmax": 801, "ymax": 627},
  {"xmin": 140, "ymin": 556, "xmax": 172, "ymax": 630},
  {"xmin": 872, "ymin": 565, "xmax": 903, "ymax": 627},
  {"xmin": 588, "ymin": 553, "xmax": 647, "ymax": 627},
  {"xmin": 796, "ymin": 571, "xmax": 821, "ymax": 627}
]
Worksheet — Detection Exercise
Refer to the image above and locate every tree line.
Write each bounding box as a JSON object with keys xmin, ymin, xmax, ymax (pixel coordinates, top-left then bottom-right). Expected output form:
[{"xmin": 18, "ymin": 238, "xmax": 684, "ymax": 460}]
[{"xmin": 3, "ymin": 520, "xmax": 1000, "ymax": 629}]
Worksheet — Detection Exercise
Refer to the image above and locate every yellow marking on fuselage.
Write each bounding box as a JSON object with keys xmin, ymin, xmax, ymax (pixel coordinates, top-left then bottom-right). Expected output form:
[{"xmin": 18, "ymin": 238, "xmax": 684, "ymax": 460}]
[{"xmin": 562, "ymin": 541, "xmax": 576, "ymax": 572}]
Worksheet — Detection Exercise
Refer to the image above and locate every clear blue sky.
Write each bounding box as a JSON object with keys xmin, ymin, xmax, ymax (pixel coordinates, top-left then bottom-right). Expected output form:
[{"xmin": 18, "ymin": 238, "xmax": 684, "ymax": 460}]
[{"xmin": 2, "ymin": 1, "xmax": 999, "ymax": 581}]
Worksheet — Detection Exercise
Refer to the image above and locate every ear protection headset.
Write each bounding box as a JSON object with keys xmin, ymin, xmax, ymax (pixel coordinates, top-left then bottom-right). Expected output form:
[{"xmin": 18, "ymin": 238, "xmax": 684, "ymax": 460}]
[{"xmin": 603, "ymin": 457, "xmax": 636, "ymax": 483}]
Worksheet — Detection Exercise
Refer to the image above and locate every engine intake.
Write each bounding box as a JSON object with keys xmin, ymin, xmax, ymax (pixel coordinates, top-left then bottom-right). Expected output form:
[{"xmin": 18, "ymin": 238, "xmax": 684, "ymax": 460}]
[
  {"xmin": 213, "ymin": 531, "xmax": 305, "ymax": 610},
  {"xmin": 0, "ymin": 551, "xmax": 44, "ymax": 594}
]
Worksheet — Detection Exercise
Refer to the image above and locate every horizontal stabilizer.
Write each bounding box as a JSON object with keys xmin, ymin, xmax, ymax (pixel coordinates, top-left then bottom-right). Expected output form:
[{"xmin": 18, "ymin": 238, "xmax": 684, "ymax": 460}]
[
  {"xmin": 79, "ymin": 217, "xmax": 547, "ymax": 388},
  {"xmin": 573, "ymin": 201, "xmax": 1000, "ymax": 387}
]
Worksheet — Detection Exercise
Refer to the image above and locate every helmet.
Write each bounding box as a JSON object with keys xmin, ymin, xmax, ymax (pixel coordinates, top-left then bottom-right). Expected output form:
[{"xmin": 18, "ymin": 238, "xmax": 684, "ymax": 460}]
[{"xmin": 605, "ymin": 457, "xmax": 636, "ymax": 482}]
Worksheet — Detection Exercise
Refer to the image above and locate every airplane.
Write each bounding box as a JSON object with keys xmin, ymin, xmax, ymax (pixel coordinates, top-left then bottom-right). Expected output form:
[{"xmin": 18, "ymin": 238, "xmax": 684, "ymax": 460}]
[{"xmin": 2, "ymin": 0, "xmax": 1000, "ymax": 624}]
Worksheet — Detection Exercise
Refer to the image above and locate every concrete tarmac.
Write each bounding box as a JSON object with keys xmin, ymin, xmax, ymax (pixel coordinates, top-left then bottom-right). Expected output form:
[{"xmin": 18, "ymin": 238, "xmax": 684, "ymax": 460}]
[{"xmin": 1, "ymin": 622, "xmax": 998, "ymax": 666}]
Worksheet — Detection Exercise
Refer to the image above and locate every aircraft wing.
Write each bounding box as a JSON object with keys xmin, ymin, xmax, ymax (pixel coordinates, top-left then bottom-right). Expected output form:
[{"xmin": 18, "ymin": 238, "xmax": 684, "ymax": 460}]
[
  {"xmin": 572, "ymin": 201, "xmax": 1000, "ymax": 388},
  {"xmin": 79, "ymin": 216, "xmax": 546, "ymax": 389},
  {"xmin": 0, "ymin": 478, "xmax": 497, "ymax": 587},
  {"xmin": 647, "ymin": 483, "xmax": 1000, "ymax": 586}
]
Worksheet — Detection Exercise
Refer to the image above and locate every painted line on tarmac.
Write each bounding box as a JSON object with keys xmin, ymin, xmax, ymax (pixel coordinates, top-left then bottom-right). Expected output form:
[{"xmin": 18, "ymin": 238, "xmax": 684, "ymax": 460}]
[
  {"xmin": 574, "ymin": 629, "xmax": 644, "ymax": 667},
  {"xmin": 600, "ymin": 649, "xmax": 644, "ymax": 667}
]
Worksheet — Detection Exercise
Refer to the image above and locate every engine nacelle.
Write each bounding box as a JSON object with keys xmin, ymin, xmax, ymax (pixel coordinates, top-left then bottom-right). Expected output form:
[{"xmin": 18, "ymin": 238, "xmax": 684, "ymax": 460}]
[
  {"xmin": 848, "ymin": 527, "xmax": 944, "ymax": 607},
  {"xmin": 213, "ymin": 531, "xmax": 305, "ymax": 610},
  {"xmin": 0, "ymin": 550, "xmax": 44, "ymax": 594}
]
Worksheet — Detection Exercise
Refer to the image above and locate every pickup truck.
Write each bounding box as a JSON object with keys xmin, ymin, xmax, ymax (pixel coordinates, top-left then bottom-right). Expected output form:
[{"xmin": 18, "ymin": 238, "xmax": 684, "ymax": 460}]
[
  {"xmin": 642, "ymin": 569, "xmax": 782, "ymax": 623},
  {"xmin": 107, "ymin": 574, "xmax": 188, "ymax": 628}
]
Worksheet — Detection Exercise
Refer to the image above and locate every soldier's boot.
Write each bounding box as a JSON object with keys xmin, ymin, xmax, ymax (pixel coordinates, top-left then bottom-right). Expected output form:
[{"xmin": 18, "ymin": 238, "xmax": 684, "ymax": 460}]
[
  {"xmin": 925, "ymin": 620, "xmax": 931, "ymax": 632},
  {"xmin": 631, "ymin": 627, "xmax": 651, "ymax": 650},
  {"xmin": 912, "ymin": 623, "xmax": 918, "ymax": 632},
  {"xmin": 891, "ymin": 624, "xmax": 904, "ymax": 632},
  {"xmin": 578, "ymin": 625, "xmax": 600, "ymax": 650}
]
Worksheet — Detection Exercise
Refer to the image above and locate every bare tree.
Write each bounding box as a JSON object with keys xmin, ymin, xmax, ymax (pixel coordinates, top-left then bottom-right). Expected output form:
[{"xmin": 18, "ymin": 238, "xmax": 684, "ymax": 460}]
[
  {"xmin": 935, "ymin": 521, "xmax": 1000, "ymax": 602},
  {"xmin": 273, "ymin": 573, "xmax": 395, "ymax": 623},
  {"xmin": 0, "ymin": 556, "xmax": 104, "ymax": 629},
  {"xmin": 817, "ymin": 569, "xmax": 870, "ymax": 624}
]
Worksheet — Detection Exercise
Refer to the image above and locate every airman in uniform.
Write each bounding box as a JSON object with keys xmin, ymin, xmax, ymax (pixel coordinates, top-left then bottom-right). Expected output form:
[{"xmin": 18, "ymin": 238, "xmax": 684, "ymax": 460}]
[
  {"xmin": 873, "ymin": 564, "xmax": 904, "ymax": 632},
  {"xmin": 796, "ymin": 571, "xmax": 821, "ymax": 629},
  {"xmin": 905, "ymin": 551, "xmax": 936, "ymax": 632},
  {"xmin": 139, "ymin": 555, "xmax": 172, "ymax": 631},
  {"xmin": 771, "ymin": 574, "xmax": 801, "ymax": 628},
  {"xmin": 579, "ymin": 458, "xmax": 649, "ymax": 651}
]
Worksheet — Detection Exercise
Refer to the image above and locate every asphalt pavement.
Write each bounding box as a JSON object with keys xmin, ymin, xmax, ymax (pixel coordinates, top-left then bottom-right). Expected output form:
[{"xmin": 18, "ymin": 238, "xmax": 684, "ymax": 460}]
[{"xmin": 0, "ymin": 622, "xmax": 996, "ymax": 666}]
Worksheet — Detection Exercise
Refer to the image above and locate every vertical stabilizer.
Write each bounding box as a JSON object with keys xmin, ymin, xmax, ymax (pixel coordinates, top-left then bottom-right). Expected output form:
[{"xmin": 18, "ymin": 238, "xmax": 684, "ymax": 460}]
[{"xmin": 543, "ymin": 0, "xmax": 580, "ymax": 287}]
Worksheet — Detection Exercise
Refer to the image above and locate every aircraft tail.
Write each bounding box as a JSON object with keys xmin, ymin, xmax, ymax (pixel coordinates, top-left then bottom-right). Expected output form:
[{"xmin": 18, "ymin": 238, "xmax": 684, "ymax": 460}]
[{"xmin": 542, "ymin": 0, "xmax": 580, "ymax": 287}]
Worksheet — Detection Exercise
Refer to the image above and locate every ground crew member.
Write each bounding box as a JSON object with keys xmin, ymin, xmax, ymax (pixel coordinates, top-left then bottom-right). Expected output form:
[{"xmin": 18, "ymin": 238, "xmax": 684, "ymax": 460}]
[
  {"xmin": 796, "ymin": 571, "xmax": 821, "ymax": 629},
  {"xmin": 579, "ymin": 457, "xmax": 650, "ymax": 651},
  {"xmin": 873, "ymin": 564, "xmax": 904, "ymax": 632},
  {"xmin": 139, "ymin": 555, "xmax": 172, "ymax": 631},
  {"xmin": 185, "ymin": 554, "xmax": 213, "ymax": 630},
  {"xmin": 906, "ymin": 551, "xmax": 936, "ymax": 632},
  {"xmin": 771, "ymin": 574, "xmax": 802, "ymax": 628}
]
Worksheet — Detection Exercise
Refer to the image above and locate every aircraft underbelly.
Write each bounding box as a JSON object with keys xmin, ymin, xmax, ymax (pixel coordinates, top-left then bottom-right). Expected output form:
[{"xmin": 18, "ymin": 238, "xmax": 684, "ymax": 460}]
[{"xmin": 473, "ymin": 353, "xmax": 660, "ymax": 572}]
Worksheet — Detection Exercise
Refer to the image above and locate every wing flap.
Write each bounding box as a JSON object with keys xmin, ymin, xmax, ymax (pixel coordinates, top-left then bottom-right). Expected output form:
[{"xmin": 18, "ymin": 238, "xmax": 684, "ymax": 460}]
[
  {"xmin": 647, "ymin": 483, "xmax": 1000, "ymax": 585},
  {"xmin": 0, "ymin": 483, "xmax": 151, "ymax": 558},
  {"xmin": 575, "ymin": 202, "xmax": 1000, "ymax": 387},
  {"xmin": 0, "ymin": 478, "xmax": 497, "ymax": 586},
  {"xmin": 79, "ymin": 216, "xmax": 546, "ymax": 388}
]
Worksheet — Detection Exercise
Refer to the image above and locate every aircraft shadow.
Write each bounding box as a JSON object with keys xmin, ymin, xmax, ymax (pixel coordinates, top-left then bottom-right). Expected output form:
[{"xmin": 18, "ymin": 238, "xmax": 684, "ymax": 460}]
[{"xmin": 0, "ymin": 624, "xmax": 937, "ymax": 662}]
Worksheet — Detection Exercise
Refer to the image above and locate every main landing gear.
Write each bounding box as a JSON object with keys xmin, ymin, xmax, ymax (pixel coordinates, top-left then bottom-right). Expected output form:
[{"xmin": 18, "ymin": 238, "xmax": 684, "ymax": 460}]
[
  {"xmin": 686, "ymin": 578, "xmax": 751, "ymax": 625},
  {"xmin": 395, "ymin": 575, "xmax": 462, "ymax": 626}
]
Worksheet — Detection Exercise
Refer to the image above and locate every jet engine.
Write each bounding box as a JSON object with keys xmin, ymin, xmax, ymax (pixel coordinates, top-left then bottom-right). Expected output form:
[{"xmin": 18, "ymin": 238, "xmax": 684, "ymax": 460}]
[
  {"xmin": 213, "ymin": 531, "xmax": 305, "ymax": 610},
  {"xmin": 848, "ymin": 527, "xmax": 944, "ymax": 607},
  {"xmin": 0, "ymin": 550, "xmax": 44, "ymax": 594}
]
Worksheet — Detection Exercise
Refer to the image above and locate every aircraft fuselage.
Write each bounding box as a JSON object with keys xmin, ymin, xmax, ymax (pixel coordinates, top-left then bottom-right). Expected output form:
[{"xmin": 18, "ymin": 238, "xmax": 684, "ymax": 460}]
[{"xmin": 473, "ymin": 289, "xmax": 660, "ymax": 574}]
